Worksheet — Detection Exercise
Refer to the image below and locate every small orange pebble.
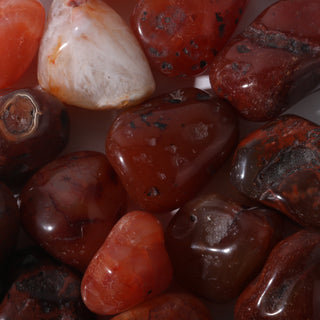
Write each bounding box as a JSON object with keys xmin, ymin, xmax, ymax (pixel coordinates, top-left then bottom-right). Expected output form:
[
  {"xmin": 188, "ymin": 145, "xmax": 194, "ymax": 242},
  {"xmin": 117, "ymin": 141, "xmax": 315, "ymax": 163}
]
[
  {"xmin": 110, "ymin": 292, "xmax": 212, "ymax": 320},
  {"xmin": 0, "ymin": 0, "xmax": 45, "ymax": 89},
  {"xmin": 81, "ymin": 210, "xmax": 173, "ymax": 315}
]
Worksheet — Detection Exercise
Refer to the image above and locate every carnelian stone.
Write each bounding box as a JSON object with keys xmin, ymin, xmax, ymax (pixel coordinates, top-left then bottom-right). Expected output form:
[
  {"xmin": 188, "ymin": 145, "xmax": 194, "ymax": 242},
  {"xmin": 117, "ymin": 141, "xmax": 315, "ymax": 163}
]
[
  {"xmin": 20, "ymin": 151, "xmax": 127, "ymax": 272},
  {"xmin": 231, "ymin": 114, "xmax": 320, "ymax": 228},
  {"xmin": 81, "ymin": 210, "xmax": 173, "ymax": 315},
  {"xmin": 0, "ymin": 0, "xmax": 45, "ymax": 89},
  {"xmin": 166, "ymin": 193, "xmax": 283, "ymax": 303},
  {"xmin": 131, "ymin": 0, "xmax": 248, "ymax": 77},
  {"xmin": 235, "ymin": 229, "xmax": 320, "ymax": 320},
  {"xmin": 106, "ymin": 88, "xmax": 238, "ymax": 213},
  {"xmin": 110, "ymin": 292, "xmax": 211, "ymax": 320},
  {"xmin": 209, "ymin": 0, "xmax": 320, "ymax": 121}
]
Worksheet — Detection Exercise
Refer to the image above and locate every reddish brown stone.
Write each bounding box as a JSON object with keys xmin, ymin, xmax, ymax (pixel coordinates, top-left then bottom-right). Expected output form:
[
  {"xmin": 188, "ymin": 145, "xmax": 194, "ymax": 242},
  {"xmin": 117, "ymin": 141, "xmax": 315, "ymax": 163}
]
[
  {"xmin": 235, "ymin": 229, "xmax": 320, "ymax": 320},
  {"xmin": 0, "ymin": 89, "xmax": 69, "ymax": 186},
  {"xmin": 20, "ymin": 151, "xmax": 127, "ymax": 272},
  {"xmin": 209, "ymin": 0, "xmax": 320, "ymax": 121},
  {"xmin": 231, "ymin": 114, "xmax": 320, "ymax": 228},
  {"xmin": 131, "ymin": 0, "xmax": 248, "ymax": 77},
  {"xmin": 105, "ymin": 88, "xmax": 238, "ymax": 213},
  {"xmin": 165, "ymin": 193, "xmax": 284, "ymax": 302}
]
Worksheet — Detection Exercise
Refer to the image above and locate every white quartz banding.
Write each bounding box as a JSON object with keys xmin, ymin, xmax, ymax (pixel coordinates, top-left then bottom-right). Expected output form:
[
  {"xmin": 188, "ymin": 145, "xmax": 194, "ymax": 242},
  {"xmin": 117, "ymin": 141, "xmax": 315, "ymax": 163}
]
[{"xmin": 38, "ymin": 0, "xmax": 155, "ymax": 110}]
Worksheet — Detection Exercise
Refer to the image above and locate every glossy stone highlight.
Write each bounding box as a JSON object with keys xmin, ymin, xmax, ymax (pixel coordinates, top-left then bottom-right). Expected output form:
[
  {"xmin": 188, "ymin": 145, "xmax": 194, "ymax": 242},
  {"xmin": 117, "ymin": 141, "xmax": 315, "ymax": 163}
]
[
  {"xmin": 165, "ymin": 193, "xmax": 283, "ymax": 302},
  {"xmin": 81, "ymin": 211, "xmax": 173, "ymax": 315},
  {"xmin": 38, "ymin": 0, "xmax": 155, "ymax": 109},
  {"xmin": 235, "ymin": 229, "xmax": 320, "ymax": 320},
  {"xmin": 209, "ymin": 0, "xmax": 320, "ymax": 121},
  {"xmin": 20, "ymin": 151, "xmax": 127, "ymax": 272},
  {"xmin": 0, "ymin": 89, "xmax": 69, "ymax": 186},
  {"xmin": 106, "ymin": 88, "xmax": 238, "ymax": 213},
  {"xmin": 131, "ymin": 0, "xmax": 248, "ymax": 77},
  {"xmin": 231, "ymin": 114, "xmax": 320, "ymax": 228},
  {"xmin": 0, "ymin": 0, "xmax": 45, "ymax": 89}
]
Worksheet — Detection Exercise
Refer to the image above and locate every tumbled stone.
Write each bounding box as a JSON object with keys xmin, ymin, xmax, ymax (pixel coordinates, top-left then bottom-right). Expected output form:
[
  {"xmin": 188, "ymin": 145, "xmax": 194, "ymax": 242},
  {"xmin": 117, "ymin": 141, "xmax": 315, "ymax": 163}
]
[{"xmin": 38, "ymin": 0, "xmax": 155, "ymax": 110}]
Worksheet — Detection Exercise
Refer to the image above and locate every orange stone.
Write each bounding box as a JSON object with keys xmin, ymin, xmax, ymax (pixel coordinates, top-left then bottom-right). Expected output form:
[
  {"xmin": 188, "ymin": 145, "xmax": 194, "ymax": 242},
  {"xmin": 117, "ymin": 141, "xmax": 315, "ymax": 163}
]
[{"xmin": 0, "ymin": 0, "xmax": 45, "ymax": 89}]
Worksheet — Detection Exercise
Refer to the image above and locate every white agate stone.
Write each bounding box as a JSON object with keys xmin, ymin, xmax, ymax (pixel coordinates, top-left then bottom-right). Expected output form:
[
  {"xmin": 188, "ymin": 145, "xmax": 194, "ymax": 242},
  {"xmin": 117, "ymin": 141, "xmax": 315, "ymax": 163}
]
[{"xmin": 38, "ymin": 0, "xmax": 155, "ymax": 110}]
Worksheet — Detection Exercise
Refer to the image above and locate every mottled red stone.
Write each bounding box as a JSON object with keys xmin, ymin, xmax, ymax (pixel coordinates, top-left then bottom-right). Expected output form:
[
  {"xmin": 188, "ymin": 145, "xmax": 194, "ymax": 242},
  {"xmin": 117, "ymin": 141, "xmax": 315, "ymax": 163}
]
[
  {"xmin": 105, "ymin": 88, "xmax": 238, "ymax": 213},
  {"xmin": 235, "ymin": 228, "xmax": 320, "ymax": 320},
  {"xmin": 131, "ymin": 0, "xmax": 248, "ymax": 77},
  {"xmin": 231, "ymin": 114, "xmax": 320, "ymax": 228},
  {"xmin": 110, "ymin": 292, "xmax": 211, "ymax": 320},
  {"xmin": 209, "ymin": 0, "xmax": 320, "ymax": 121},
  {"xmin": 20, "ymin": 151, "xmax": 127, "ymax": 272},
  {"xmin": 165, "ymin": 193, "xmax": 283, "ymax": 302},
  {"xmin": 81, "ymin": 211, "xmax": 173, "ymax": 315},
  {"xmin": 0, "ymin": 89, "xmax": 69, "ymax": 186},
  {"xmin": 0, "ymin": 256, "xmax": 93, "ymax": 319}
]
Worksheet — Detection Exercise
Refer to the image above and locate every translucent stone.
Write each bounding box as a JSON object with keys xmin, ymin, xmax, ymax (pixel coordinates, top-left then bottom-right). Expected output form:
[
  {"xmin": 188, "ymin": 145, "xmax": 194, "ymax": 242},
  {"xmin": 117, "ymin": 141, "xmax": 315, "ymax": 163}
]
[
  {"xmin": 0, "ymin": 0, "xmax": 45, "ymax": 89},
  {"xmin": 38, "ymin": 0, "xmax": 155, "ymax": 110}
]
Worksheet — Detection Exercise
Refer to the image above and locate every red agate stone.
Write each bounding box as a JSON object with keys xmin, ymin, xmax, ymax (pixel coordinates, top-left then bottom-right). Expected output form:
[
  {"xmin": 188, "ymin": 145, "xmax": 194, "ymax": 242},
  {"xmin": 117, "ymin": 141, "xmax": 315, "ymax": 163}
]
[
  {"xmin": 0, "ymin": 89, "xmax": 69, "ymax": 186},
  {"xmin": 231, "ymin": 114, "xmax": 320, "ymax": 228},
  {"xmin": 131, "ymin": 0, "xmax": 248, "ymax": 77},
  {"xmin": 235, "ymin": 229, "xmax": 320, "ymax": 320},
  {"xmin": 209, "ymin": 0, "xmax": 320, "ymax": 121},
  {"xmin": 0, "ymin": 0, "xmax": 45, "ymax": 89},
  {"xmin": 81, "ymin": 210, "xmax": 173, "ymax": 315},
  {"xmin": 165, "ymin": 193, "xmax": 283, "ymax": 303},
  {"xmin": 106, "ymin": 88, "xmax": 238, "ymax": 213},
  {"xmin": 20, "ymin": 151, "xmax": 127, "ymax": 272},
  {"xmin": 110, "ymin": 292, "xmax": 211, "ymax": 320}
]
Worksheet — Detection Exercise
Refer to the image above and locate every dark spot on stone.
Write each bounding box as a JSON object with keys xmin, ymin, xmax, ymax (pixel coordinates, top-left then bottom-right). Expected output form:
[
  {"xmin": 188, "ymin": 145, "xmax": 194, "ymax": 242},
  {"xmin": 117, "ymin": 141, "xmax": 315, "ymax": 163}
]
[
  {"xmin": 149, "ymin": 47, "xmax": 161, "ymax": 57},
  {"xmin": 200, "ymin": 60, "xmax": 207, "ymax": 68},
  {"xmin": 236, "ymin": 44, "xmax": 251, "ymax": 53},
  {"xmin": 146, "ymin": 187, "xmax": 160, "ymax": 197},
  {"xmin": 161, "ymin": 62, "xmax": 173, "ymax": 70},
  {"xmin": 219, "ymin": 24, "xmax": 225, "ymax": 38},
  {"xmin": 232, "ymin": 62, "xmax": 240, "ymax": 71},
  {"xmin": 215, "ymin": 12, "xmax": 224, "ymax": 23},
  {"xmin": 196, "ymin": 92, "xmax": 210, "ymax": 101},
  {"xmin": 183, "ymin": 48, "xmax": 190, "ymax": 55},
  {"xmin": 153, "ymin": 121, "xmax": 167, "ymax": 130},
  {"xmin": 130, "ymin": 121, "xmax": 136, "ymax": 129}
]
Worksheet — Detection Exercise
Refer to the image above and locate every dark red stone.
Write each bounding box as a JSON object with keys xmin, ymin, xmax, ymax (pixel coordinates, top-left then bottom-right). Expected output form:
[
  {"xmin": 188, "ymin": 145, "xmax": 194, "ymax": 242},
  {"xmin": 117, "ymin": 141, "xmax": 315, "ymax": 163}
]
[
  {"xmin": 0, "ymin": 89, "xmax": 69, "ymax": 186},
  {"xmin": 0, "ymin": 256, "xmax": 93, "ymax": 319},
  {"xmin": 231, "ymin": 114, "xmax": 320, "ymax": 228},
  {"xmin": 165, "ymin": 193, "xmax": 283, "ymax": 302},
  {"xmin": 235, "ymin": 228, "xmax": 320, "ymax": 320},
  {"xmin": 20, "ymin": 150, "xmax": 127, "ymax": 272},
  {"xmin": 131, "ymin": 0, "xmax": 248, "ymax": 77},
  {"xmin": 209, "ymin": 0, "xmax": 320, "ymax": 121},
  {"xmin": 0, "ymin": 182, "xmax": 19, "ymax": 263},
  {"xmin": 105, "ymin": 88, "xmax": 238, "ymax": 213}
]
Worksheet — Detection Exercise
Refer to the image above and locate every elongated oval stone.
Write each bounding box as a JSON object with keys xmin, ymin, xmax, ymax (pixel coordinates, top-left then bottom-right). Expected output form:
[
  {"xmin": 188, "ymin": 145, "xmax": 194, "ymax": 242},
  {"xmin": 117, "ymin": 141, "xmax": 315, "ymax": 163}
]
[{"xmin": 38, "ymin": 0, "xmax": 155, "ymax": 110}]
